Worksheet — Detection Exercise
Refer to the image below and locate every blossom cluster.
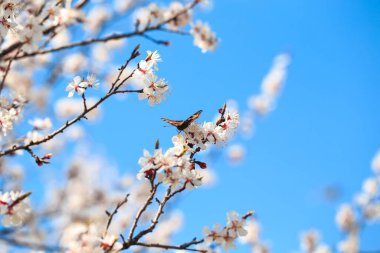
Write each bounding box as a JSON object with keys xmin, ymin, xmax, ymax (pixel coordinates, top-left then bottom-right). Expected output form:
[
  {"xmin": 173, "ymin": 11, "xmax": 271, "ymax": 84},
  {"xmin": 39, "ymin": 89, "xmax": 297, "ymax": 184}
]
[
  {"xmin": 0, "ymin": 0, "xmax": 21, "ymax": 39},
  {"xmin": 295, "ymin": 150, "xmax": 380, "ymax": 253},
  {"xmin": 66, "ymin": 74, "xmax": 99, "ymax": 97},
  {"xmin": 134, "ymin": 1, "xmax": 218, "ymax": 52},
  {"xmin": 0, "ymin": 0, "xmax": 85, "ymax": 54},
  {"xmin": 0, "ymin": 191, "xmax": 31, "ymax": 227},
  {"xmin": 247, "ymin": 53, "xmax": 290, "ymax": 116},
  {"xmin": 137, "ymin": 104, "xmax": 239, "ymax": 189},
  {"xmin": 300, "ymin": 230, "xmax": 331, "ymax": 253},
  {"xmin": 138, "ymin": 146, "xmax": 203, "ymax": 190},
  {"xmin": 203, "ymin": 211, "xmax": 249, "ymax": 251},
  {"xmin": 134, "ymin": 2, "xmax": 192, "ymax": 31},
  {"xmin": 0, "ymin": 94, "xmax": 25, "ymax": 137},
  {"xmin": 47, "ymin": 151, "xmax": 187, "ymax": 253},
  {"xmin": 224, "ymin": 54, "xmax": 290, "ymax": 166},
  {"xmin": 332, "ymin": 151, "xmax": 380, "ymax": 253},
  {"xmin": 190, "ymin": 21, "xmax": 218, "ymax": 53},
  {"xmin": 61, "ymin": 222, "xmax": 122, "ymax": 253},
  {"xmin": 240, "ymin": 219, "xmax": 271, "ymax": 253},
  {"xmin": 24, "ymin": 117, "xmax": 53, "ymax": 145},
  {"xmin": 136, "ymin": 50, "xmax": 169, "ymax": 106}
]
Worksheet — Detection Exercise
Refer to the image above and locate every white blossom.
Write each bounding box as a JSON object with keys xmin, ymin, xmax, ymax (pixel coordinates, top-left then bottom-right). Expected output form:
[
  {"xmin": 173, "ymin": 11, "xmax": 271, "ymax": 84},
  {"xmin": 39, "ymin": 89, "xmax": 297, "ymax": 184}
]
[
  {"xmin": 190, "ymin": 21, "xmax": 218, "ymax": 53},
  {"xmin": 335, "ymin": 204, "xmax": 357, "ymax": 232},
  {"xmin": 66, "ymin": 76, "xmax": 88, "ymax": 97}
]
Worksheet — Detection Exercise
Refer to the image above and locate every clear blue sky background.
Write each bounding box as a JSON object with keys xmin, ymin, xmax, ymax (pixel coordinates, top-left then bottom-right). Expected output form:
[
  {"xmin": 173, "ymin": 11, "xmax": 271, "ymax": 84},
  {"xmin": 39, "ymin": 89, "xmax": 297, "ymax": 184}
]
[{"xmin": 37, "ymin": 0, "xmax": 380, "ymax": 252}]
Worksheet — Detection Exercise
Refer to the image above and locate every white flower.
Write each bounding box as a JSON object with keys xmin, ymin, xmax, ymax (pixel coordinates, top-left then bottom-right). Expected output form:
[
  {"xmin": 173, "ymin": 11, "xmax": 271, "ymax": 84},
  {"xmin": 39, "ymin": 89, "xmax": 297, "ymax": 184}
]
[
  {"xmin": 147, "ymin": 3, "xmax": 163, "ymax": 21},
  {"xmin": 227, "ymin": 144, "xmax": 246, "ymax": 163},
  {"xmin": 99, "ymin": 234, "xmax": 122, "ymax": 252},
  {"xmin": 146, "ymin": 50, "xmax": 162, "ymax": 69},
  {"xmin": 158, "ymin": 168, "xmax": 182, "ymax": 188},
  {"xmin": 300, "ymin": 229, "xmax": 319, "ymax": 252},
  {"xmin": 0, "ymin": 191, "xmax": 31, "ymax": 227},
  {"xmin": 1, "ymin": 0, "xmax": 22, "ymax": 18},
  {"xmin": 226, "ymin": 211, "xmax": 248, "ymax": 237},
  {"xmin": 133, "ymin": 8, "xmax": 152, "ymax": 31},
  {"xmin": 19, "ymin": 18, "xmax": 44, "ymax": 53},
  {"xmin": 164, "ymin": 2, "xmax": 192, "ymax": 30},
  {"xmin": 202, "ymin": 122, "xmax": 220, "ymax": 144},
  {"xmin": 261, "ymin": 54, "xmax": 290, "ymax": 97},
  {"xmin": 338, "ymin": 234, "xmax": 358, "ymax": 253},
  {"xmin": 335, "ymin": 204, "xmax": 356, "ymax": 232},
  {"xmin": 138, "ymin": 72, "xmax": 169, "ymax": 106},
  {"xmin": 190, "ymin": 21, "xmax": 218, "ymax": 53},
  {"xmin": 240, "ymin": 220, "xmax": 260, "ymax": 244},
  {"xmin": 184, "ymin": 123, "xmax": 206, "ymax": 149},
  {"xmin": 115, "ymin": 0, "xmax": 135, "ymax": 14},
  {"xmin": 135, "ymin": 60, "xmax": 152, "ymax": 78},
  {"xmin": 172, "ymin": 134, "xmax": 187, "ymax": 147},
  {"xmin": 0, "ymin": 192, "xmax": 10, "ymax": 214},
  {"xmin": 24, "ymin": 130, "xmax": 44, "ymax": 144},
  {"xmin": 0, "ymin": 15, "xmax": 17, "ymax": 39},
  {"xmin": 137, "ymin": 149, "xmax": 162, "ymax": 180},
  {"xmin": 57, "ymin": 2, "xmax": 84, "ymax": 26},
  {"xmin": 363, "ymin": 203, "xmax": 380, "ymax": 221},
  {"xmin": 362, "ymin": 177, "xmax": 378, "ymax": 198},
  {"xmin": 354, "ymin": 193, "xmax": 370, "ymax": 207},
  {"xmin": 66, "ymin": 76, "xmax": 88, "ymax": 97},
  {"xmin": 135, "ymin": 51, "xmax": 162, "ymax": 78},
  {"xmin": 86, "ymin": 73, "xmax": 99, "ymax": 89},
  {"xmin": 28, "ymin": 117, "xmax": 52, "ymax": 130},
  {"xmin": 203, "ymin": 224, "xmax": 223, "ymax": 245},
  {"xmin": 85, "ymin": 6, "xmax": 111, "ymax": 33},
  {"xmin": 220, "ymin": 228, "xmax": 237, "ymax": 251},
  {"xmin": 248, "ymin": 95, "xmax": 273, "ymax": 115},
  {"xmin": 224, "ymin": 110, "xmax": 240, "ymax": 129},
  {"xmin": 254, "ymin": 243, "xmax": 270, "ymax": 253},
  {"xmin": 183, "ymin": 169, "xmax": 202, "ymax": 190}
]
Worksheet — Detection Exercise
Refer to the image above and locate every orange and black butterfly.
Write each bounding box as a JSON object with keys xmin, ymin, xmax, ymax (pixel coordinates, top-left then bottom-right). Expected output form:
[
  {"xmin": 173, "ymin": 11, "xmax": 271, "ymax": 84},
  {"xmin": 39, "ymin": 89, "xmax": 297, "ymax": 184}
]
[{"xmin": 161, "ymin": 110, "xmax": 202, "ymax": 131}]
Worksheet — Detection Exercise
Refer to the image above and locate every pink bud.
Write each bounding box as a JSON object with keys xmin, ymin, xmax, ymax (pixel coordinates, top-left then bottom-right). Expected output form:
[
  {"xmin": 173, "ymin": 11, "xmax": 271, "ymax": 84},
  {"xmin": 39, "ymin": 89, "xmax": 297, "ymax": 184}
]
[{"xmin": 42, "ymin": 153, "xmax": 53, "ymax": 159}]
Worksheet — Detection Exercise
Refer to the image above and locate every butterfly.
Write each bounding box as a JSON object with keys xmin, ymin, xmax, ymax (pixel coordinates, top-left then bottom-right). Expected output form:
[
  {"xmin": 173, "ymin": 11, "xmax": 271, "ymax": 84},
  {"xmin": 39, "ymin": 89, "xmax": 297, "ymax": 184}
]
[{"xmin": 161, "ymin": 110, "xmax": 203, "ymax": 131}]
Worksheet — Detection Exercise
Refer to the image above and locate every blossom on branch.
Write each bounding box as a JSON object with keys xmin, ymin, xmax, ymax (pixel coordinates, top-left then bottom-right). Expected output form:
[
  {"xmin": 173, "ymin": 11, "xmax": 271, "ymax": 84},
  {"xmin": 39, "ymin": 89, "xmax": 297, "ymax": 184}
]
[
  {"xmin": 190, "ymin": 21, "xmax": 218, "ymax": 53},
  {"xmin": 0, "ymin": 191, "xmax": 31, "ymax": 227},
  {"xmin": 66, "ymin": 74, "xmax": 99, "ymax": 97},
  {"xmin": 203, "ymin": 211, "xmax": 250, "ymax": 251}
]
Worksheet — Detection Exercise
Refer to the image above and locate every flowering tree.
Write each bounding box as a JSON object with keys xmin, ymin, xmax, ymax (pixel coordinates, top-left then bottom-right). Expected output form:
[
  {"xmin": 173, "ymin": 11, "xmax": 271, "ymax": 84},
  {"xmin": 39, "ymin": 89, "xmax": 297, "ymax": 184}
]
[
  {"xmin": 0, "ymin": 0, "xmax": 256, "ymax": 252},
  {"xmin": 0, "ymin": 0, "xmax": 378, "ymax": 253}
]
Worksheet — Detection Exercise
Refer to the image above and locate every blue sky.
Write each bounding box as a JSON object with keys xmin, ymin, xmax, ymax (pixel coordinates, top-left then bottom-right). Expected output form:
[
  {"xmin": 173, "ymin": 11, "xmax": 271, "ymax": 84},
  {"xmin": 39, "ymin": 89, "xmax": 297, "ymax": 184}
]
[{"xmin": 33, "ymin": 0, "xmax": 380, "ymax": 252}]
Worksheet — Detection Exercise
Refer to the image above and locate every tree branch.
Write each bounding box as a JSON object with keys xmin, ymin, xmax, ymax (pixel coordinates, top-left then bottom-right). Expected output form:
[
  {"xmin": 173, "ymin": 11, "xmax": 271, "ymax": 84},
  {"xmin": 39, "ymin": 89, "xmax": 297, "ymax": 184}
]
[
  {"xmin": 0, "ymin": 47, "xmax": 21, "ymax": 95},
  {"xmin": 0, "ymin": 47, "xmax": 141, "ymax": 158},
  {"xmin": 133, "ymin": 241, "xmax": 206, "ymax": 253},
  {"xmin": 103, "ymin": 194, "xmax": 130, "ymax": 238},
  {"xmin": 4, "ymin": 0, "xmax": 200, "ymax": 61}
]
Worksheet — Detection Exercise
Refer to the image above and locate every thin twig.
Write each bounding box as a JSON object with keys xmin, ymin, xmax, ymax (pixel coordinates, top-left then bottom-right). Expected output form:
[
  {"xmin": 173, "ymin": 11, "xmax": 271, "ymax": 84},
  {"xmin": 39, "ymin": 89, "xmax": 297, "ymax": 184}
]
[
  {"xmin": 133, "ymin": 241, "xmax": 206, "ymax": 253},
  {"xmin": 139, "ymin": 34, "xmax": 170, "ymax": 46},
  {"xmin": 124, "ymin": 184, "xmax": 188, "ymax": 250},
  {"xmin": 0, "ymin": 47, "xmax": 21, "ymax": 95},
  {"xmin": 127, "ymin": 183, "xmax": 160, "ymax": 241},
  {"xmin": 113, "ymin": 89, "xmax": 143, "ymax": 94},
  {"xmin": 4, "ymin": 0, "xmax": 200, "ymax": 61},
  {"xmin": 103, "ymin": 194, "xmax": 130, "ymax": 238},
  {"xmin": 0, "ymin": 0, "xmax": 89, "ymax": 59},
  {"xmin": 0, "ymin": 48, "xmax": 141, "ymax": 158},
  {"xmin": 81, "ymin": 93, "xmax": 88, "ymax": 112}
]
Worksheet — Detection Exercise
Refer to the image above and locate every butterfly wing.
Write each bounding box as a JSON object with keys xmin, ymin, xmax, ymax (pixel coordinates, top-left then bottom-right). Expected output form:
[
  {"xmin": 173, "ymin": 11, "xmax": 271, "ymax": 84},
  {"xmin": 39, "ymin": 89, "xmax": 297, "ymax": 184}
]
[
  {"xmin": 161, "ymin": 118, "xmax": 184, "ymax": 128},
  {"xmin": 161, "ymin": 110, "xmax": 203, "ymax": 131},
  {"xmin": 179, "ymin": 110, "xmax": 203, "ymax": 130}
]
